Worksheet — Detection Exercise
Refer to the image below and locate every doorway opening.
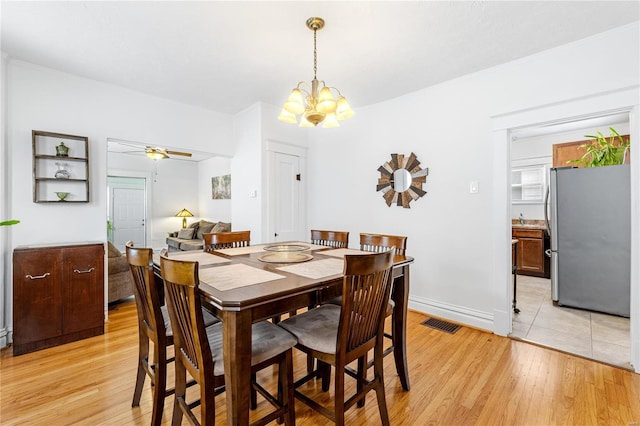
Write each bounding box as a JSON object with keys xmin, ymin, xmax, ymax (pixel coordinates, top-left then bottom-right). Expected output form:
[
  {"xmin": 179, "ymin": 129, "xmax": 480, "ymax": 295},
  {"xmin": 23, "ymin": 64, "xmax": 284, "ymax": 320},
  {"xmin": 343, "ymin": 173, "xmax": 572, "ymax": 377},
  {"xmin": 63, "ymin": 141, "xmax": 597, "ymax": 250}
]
[
  {"xmin": 508, "ymin": 113, "xmax": 631, "ymax": 369},
  {"xmin": 107, "ymin": 176, "xmax": 147, "ymax": 251}
]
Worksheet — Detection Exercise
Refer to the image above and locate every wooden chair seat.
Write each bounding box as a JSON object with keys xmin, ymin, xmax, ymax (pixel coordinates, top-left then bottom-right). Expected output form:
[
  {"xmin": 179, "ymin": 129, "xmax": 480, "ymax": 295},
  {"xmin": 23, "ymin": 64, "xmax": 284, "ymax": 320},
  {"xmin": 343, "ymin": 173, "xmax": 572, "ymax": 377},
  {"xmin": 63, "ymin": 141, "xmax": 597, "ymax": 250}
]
[
  {"xmin": 126, "ymin": 244, "xmax": 218, "ymax": 426},
  {"xmin": 160, "ymin": 255, "xmax": 297, "ymax": 426},
  {"xmin": 278, "ymin": 250, "xmax": 395, "ymax": 425}
]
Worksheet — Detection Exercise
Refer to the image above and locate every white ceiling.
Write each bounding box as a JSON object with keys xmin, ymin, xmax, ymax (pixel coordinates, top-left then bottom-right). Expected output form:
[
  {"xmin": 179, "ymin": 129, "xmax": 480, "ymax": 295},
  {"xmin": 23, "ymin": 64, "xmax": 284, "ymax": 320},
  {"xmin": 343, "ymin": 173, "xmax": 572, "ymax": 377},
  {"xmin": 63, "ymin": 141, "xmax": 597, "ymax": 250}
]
[{"xmin": 2, "ymin": 1, "xmax": 639, "ymax": 117}]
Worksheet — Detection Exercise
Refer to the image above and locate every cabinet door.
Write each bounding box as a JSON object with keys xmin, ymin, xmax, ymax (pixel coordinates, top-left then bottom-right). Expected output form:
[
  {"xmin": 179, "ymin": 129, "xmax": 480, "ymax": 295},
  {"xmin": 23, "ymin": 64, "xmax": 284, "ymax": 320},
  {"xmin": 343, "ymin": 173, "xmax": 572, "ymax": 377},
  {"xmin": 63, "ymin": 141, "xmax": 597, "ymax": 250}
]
[
  {"xmin": 13, "ymin": 249, "xmax": 63, "ymax": 345},
  {"xmin": 518, "ymin": 237, "xmax": 544, "ymax": 273},
  {"xmin": 61, "ymin": 245, "xmax": 104, "ymax": 334}
]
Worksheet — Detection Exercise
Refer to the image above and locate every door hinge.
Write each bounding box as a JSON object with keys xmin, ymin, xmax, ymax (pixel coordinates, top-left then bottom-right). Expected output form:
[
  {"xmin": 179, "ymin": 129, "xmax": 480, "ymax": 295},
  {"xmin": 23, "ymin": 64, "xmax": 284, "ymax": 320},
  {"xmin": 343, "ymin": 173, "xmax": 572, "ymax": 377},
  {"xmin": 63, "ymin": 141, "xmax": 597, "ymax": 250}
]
[{"xmin": 296, "ymin": 174, "xmax": 301, "ymax": 181}]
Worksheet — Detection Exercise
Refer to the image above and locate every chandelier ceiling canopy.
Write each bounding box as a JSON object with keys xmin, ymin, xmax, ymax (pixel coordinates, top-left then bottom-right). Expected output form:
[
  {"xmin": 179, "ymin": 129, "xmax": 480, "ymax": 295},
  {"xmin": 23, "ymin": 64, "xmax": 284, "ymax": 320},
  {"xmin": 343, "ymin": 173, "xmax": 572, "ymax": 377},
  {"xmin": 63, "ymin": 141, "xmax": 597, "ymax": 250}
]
[{"xmin": 278, "ymin": 17, "xmax": 354, "ymax": 128}]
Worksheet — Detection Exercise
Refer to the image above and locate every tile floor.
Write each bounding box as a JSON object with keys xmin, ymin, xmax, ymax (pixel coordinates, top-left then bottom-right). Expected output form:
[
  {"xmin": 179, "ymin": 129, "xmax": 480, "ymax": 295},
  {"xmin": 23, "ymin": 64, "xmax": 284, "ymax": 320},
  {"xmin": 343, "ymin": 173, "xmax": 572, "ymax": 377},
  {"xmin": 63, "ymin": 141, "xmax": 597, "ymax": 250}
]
[{"xmin": 509, "ymin": 275, "xmax": 631, "ymax": 369}]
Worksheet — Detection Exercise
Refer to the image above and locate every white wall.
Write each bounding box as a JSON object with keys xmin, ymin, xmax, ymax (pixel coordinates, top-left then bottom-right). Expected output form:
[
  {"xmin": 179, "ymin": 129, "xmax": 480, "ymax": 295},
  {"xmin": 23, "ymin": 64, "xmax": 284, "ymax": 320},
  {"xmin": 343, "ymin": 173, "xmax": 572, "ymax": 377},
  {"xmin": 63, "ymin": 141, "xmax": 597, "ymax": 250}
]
[
  {"xmin": 198, "ymin": 156, "xmax": 232, "ymax": 223},
  {"xmin": 307, "ymin": 22, "xmax": 640, "ymax": 331},
  {"xmin": 2, "ymin": 59, "xmax": 233, "ymax": 340}
]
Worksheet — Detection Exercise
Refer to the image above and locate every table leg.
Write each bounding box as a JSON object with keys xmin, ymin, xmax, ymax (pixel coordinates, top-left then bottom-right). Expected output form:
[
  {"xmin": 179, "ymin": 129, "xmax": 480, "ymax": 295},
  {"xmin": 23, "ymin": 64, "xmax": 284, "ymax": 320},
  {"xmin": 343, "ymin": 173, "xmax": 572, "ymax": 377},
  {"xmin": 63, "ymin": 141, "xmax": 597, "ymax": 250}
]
[
  {"xmin": 223, "ymin": 309, "xmax": 252, "ymax": 426},
  {"xmin": 392, "ymin": 265, "xmax": 410, "ymax": 391}
]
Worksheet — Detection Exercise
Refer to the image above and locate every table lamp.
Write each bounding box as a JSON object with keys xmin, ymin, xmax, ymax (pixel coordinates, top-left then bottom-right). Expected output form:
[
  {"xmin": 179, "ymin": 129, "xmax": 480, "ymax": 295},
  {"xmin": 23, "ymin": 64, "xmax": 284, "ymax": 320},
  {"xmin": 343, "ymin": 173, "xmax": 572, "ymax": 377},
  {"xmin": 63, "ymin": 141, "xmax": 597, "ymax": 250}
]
[{"xmin": 175, "ymin": 208, "xmax": 194, "ymax": 228}]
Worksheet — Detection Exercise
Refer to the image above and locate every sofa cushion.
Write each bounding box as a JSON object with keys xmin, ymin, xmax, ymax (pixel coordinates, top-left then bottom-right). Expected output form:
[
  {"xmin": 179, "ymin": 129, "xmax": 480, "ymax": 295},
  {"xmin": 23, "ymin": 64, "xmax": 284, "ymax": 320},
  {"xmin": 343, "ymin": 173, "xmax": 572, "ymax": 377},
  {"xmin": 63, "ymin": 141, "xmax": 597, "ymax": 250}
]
[
  {"xmin": 166, "ymin": 238, "xmax": 182, "ymax": 250},
  {"xmin": 195, "ymin": 220, "xmax": 216, "ymax": 240},
  {"xmin": 107, "ymin": 241, "xmax": 122, "ymax": 258},
  {"xmin": 180, "ymin": 240, "xmax": 204, "ymax": 251},
  {"xmin": 211, "ymin": 222, "xmax": 231, "ymax": 233},
  {"xmin": 177, "ymin": 228, "xmax": 195, "ymax": 239}
]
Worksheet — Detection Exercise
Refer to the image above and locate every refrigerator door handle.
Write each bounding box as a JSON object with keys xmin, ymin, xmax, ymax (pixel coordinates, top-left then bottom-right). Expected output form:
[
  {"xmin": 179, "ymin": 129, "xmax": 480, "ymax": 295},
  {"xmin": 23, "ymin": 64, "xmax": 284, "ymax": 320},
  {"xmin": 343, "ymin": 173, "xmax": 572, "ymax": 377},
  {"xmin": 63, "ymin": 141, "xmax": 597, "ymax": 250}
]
[
  {"xmin": 545, "ymin": 249, "xmax": 552, "ymax": 258},
  {"xmin": 544, "ymin": 184, "xmax": 550, "ymax": 235}
]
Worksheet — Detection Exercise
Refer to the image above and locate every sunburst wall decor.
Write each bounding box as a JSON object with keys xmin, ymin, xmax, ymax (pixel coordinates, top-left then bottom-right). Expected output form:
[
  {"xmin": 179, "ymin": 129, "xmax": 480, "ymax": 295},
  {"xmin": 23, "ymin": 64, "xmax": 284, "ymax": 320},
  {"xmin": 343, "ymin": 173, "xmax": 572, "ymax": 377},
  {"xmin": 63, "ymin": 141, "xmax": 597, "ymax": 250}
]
[{"xmin": 376, "ymin": 152, "xmax": 428, "ymax": 208}]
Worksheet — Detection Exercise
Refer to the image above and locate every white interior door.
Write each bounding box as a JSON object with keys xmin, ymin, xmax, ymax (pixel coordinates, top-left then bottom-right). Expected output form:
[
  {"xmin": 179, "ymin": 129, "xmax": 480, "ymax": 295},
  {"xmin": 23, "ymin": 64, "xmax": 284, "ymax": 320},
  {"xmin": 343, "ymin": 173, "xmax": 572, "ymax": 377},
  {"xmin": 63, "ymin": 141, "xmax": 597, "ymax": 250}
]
[
  {"xmin": 112, "ymin": 188, "xmax": 145, "ymax": 250},
  {"xmin": 272, "ymin": 152, "xmax": 301, "ymax": 242}
]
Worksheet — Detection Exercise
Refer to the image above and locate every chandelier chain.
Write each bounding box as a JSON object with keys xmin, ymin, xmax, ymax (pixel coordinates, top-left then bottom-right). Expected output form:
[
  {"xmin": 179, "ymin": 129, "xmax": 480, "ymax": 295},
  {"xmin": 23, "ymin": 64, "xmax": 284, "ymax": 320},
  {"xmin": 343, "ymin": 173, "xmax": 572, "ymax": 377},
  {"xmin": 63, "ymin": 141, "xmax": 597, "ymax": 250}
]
[{"xmin": 313, "ymin": 29, "xmax": 317, "ymax": 80}]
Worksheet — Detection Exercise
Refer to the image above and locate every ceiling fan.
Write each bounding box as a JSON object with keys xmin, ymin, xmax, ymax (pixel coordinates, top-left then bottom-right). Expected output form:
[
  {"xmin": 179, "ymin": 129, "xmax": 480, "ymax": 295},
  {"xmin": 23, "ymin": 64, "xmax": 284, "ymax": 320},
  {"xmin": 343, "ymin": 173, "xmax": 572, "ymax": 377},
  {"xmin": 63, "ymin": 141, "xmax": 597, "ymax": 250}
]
[{"xmin": 144, "ymin": 146, "xmax": 192, "ymax": 160}]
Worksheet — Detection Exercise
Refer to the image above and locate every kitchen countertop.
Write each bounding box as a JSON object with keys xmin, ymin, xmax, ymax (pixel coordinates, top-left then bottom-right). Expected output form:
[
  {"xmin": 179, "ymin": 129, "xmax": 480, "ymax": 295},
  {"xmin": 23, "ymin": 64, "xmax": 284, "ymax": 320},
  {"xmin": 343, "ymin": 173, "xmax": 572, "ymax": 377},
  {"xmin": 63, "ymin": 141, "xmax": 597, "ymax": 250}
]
[{"xmin": 511, "ymin": 219, "xmax": 546, "ymax": 230}]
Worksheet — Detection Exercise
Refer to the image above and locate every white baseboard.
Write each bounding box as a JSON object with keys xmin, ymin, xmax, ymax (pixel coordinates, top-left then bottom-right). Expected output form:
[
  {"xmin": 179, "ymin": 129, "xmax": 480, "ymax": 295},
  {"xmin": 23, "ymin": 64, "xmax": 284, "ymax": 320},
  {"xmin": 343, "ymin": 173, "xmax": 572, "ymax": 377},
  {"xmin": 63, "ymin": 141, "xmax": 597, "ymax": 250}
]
[
  {"xmin": 408, "ymin": 295, "xmax": 494, "ymax": 333},
  {"xmin": 0, "ymin": 326, "xmax": 8, "ymax": 349}
]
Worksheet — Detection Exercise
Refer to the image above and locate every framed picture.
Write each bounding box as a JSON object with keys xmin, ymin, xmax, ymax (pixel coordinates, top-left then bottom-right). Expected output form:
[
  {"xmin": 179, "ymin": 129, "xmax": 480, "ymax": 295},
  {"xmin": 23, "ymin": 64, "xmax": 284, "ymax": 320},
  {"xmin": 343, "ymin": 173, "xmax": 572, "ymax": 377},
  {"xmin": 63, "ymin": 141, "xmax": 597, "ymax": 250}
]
[{"xmin": 212, "ymin": 174, "xmax": 231, "ymax": 199}]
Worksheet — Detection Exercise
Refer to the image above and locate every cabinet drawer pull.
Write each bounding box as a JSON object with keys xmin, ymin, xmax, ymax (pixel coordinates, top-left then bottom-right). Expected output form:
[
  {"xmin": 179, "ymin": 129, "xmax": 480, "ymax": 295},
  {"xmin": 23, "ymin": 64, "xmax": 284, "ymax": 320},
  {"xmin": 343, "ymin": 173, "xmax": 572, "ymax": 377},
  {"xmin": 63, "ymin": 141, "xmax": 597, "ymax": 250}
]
[
  {"xmin": 73, "ymin": 267, "xmax": 95, "ymax": 274},
  {"xmin": 25, "ymin": 272, "xmax": 51, "ymax": 280}
]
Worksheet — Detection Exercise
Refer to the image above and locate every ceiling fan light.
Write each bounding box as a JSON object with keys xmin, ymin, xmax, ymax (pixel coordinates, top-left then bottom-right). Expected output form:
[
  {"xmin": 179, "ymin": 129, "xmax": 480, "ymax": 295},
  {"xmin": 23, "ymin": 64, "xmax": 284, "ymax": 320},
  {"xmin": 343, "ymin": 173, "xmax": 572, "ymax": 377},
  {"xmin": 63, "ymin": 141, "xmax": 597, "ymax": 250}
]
[
  {"xmin": 283, "ymin": 89, "xmax": 305, "ymax": 114},
  {"xmin": 278, "ymin": 108, "xmax": 298, "ymax": 124},
  {"xmin": 335, "ymin": 96, "xmax": 354, "ymax": 120},
  {"xmin": 322, "ymin": 112, "xmax": 340, "ymax": 128},
  {"xmin": 145, "ymin": 149, "xmax": 169, "ymax": 160},
  {"xmin": 316, "ymin": 87, "xmax": 337, "ymax": 113}
]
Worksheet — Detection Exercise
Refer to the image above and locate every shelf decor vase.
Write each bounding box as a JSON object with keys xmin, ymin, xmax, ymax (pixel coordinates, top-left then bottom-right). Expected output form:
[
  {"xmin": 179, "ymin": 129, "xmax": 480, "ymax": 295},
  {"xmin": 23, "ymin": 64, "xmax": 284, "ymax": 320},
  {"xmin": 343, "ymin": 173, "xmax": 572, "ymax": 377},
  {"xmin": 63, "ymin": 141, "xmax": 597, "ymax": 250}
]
[
  {"xmin": 54, "ymin": 163, "xmax": 70, "ymax": 179},
  {"xmin": 55, "ymin": 142, "xmax": 69, "ymax": 157}
]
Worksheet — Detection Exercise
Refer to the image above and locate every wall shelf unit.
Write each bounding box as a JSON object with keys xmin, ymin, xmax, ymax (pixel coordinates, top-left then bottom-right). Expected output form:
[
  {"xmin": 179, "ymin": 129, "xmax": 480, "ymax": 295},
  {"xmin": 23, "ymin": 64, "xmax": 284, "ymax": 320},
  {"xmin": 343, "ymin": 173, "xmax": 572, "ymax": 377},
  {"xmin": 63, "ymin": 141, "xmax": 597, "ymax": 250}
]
[{"xmin": 32, "ymin": 130, "xmax": 90, "ymax": 203}]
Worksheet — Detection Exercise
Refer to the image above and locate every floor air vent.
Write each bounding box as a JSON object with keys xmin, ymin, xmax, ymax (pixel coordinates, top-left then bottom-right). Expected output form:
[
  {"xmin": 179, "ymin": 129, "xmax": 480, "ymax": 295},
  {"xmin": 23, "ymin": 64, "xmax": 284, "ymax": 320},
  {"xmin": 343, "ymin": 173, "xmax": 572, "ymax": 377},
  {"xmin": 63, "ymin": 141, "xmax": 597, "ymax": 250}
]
[{"xmin": 421, "ymin": 318, "xmax": 461, "ymax": 334}]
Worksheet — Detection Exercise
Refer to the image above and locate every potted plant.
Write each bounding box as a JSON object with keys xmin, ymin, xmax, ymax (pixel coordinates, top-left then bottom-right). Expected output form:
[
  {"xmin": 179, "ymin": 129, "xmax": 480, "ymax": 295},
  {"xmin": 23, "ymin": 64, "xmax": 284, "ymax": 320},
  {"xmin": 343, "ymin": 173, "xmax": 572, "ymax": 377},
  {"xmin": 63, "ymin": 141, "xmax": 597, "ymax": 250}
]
[{"xmin": 570, "ymin": 127, "xmax": 630, "ymax": 167}]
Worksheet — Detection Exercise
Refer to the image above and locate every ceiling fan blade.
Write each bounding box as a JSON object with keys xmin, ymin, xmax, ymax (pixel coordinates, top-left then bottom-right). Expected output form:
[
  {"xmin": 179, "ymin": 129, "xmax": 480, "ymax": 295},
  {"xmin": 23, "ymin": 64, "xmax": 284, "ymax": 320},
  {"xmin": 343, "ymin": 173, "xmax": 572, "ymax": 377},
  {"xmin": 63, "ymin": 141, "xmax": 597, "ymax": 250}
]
[{"xmin": 165, "ymin": 150, "xmax": 192, "ymax": 157}]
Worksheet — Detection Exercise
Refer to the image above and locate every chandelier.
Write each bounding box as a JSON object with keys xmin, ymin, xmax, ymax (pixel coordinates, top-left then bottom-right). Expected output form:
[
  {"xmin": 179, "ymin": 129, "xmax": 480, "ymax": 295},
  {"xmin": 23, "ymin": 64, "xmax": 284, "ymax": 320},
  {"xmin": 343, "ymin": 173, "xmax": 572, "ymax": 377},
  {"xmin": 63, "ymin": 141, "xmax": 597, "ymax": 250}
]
[{"xmin": 278, "ymin": 17, "xmax": 354, "ymax": 128}]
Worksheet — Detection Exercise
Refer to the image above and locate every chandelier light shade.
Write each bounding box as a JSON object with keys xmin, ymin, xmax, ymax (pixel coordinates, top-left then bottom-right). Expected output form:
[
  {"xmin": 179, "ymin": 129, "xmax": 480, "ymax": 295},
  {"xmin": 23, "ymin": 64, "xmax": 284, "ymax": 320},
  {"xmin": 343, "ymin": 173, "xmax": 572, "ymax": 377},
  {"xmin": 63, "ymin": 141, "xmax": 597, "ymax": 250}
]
[
  {"xmin": 278, "ymin": 17, "xmax": 354, "ymax": 128},
  {"xmin": 175, "ymin": 208, "xmax": 194, "ymax": 228}
]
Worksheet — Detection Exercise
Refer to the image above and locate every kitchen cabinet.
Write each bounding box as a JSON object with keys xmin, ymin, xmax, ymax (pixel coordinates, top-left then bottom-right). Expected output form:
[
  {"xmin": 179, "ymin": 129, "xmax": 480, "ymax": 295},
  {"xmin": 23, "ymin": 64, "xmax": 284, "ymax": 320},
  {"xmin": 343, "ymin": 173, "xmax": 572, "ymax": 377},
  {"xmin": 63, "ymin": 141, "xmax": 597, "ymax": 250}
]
[
  {"xmin": 511, "ymin": 165, "xmax": 545, "ymax": 204},
  {"xmin": 13, "ymin": 242, "xmax": 104, "ymax": 355},
  {"xmin": 512, "ymin": 227, "xmax": 550, "ymax": 278}
]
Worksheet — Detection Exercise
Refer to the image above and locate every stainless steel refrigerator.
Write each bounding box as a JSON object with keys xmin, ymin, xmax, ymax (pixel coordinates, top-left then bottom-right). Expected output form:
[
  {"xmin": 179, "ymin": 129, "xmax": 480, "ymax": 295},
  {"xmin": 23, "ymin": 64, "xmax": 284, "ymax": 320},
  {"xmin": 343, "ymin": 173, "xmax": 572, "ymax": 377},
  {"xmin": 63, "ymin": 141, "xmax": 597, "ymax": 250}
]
[{"xmin": 545, "ymin": 165, "xmax": 630, "ymax": 317}]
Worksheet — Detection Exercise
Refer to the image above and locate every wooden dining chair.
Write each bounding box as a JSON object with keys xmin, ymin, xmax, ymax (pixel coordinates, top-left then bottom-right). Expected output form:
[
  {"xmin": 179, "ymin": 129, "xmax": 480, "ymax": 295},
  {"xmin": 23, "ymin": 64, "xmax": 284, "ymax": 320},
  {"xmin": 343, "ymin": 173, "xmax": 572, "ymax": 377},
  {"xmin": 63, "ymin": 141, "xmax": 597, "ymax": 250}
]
[
  {"xmin": 159, "ymin": 255, "xmax": 297, "ymax": 426},
  {"xmin": 278, "ymin": 249, "xmax": 395, "ymax": 425},
  {"xmin": 359, "ymin": 233, "xmax": 407, "ymax": 363},
  {"xmin": 310, "ymin": 229, "xmax": 349, "ymax": 248},
  {"xmin": 203, "ymin": 230, "xmax": 250, "ymax": 252},
  {"xmin": 126, "ymin": 244, "xmax": 218, "ymax": 426}
]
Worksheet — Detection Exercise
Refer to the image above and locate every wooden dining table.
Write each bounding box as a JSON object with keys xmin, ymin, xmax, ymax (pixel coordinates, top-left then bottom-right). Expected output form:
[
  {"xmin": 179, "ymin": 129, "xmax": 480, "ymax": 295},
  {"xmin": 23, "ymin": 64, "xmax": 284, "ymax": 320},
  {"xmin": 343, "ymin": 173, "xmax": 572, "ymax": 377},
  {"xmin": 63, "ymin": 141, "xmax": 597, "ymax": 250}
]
[{"xmin": 154, "ymin": 242, "xmax": 413, "ymax": 426}]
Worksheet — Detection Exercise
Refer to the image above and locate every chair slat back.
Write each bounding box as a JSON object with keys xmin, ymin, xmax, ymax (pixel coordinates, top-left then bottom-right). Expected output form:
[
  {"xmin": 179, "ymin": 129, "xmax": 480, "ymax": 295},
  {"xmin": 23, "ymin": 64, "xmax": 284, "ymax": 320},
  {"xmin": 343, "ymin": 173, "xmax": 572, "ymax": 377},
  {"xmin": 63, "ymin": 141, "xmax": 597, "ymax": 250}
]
[
  {"xmin": 203, "ymin": 231, "xmax": 250, "ymax": 252},
  {"xmin": 160, "ymin": 256, "xmax": 214, "ymax": 383},
  {"xmin": 310, "ymin": 229, "xmax": 349, "ymax": 248},
  {"xmin": 126, "ymin": 244, "xmax": 165, "ymax": 340},
  {"xmin": 360, "ymin": 233, "xmax": 407, "ymax": 256},
  {"xmin": 338, "ymin": 249, "xmax": 395, "ymax": 355}
]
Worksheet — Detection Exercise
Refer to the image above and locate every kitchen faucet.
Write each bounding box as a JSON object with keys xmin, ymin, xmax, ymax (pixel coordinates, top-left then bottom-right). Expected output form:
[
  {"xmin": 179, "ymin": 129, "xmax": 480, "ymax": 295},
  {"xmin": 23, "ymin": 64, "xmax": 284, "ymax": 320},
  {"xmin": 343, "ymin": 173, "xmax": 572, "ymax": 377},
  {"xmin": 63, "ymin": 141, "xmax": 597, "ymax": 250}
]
[{"xmin": 519, "ymin": 213, "xmax": 525, "ymax": 225}]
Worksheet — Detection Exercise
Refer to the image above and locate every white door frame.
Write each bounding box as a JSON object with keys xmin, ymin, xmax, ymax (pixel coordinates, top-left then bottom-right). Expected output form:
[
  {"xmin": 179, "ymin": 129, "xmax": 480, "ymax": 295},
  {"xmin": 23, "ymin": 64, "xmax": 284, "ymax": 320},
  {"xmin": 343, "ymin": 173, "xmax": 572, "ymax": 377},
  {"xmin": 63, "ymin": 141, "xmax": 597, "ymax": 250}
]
[
  {"xmin": 264, "ymin": 139, "xmax": 307, "ymax": 244},
  {"xmin": 107, "ymin": 169, "xmax": 153, "ymax": 251},
  {"xmin": 491, "ymin": 87, "xmax": 640, "ymax": 373}
]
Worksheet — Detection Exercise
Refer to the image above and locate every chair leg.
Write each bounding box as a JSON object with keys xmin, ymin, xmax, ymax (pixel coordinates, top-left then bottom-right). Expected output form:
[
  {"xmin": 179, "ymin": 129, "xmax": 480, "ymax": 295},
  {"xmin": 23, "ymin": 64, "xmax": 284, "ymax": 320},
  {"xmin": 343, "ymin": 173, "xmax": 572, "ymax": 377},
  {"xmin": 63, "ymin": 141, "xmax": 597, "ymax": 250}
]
[
  {"xmin": 356, "ymin": 354, "xmax": 367, "ymax": 408},
  {"xmin": 280, "ymin": 350, "xmax": 296, "ymax": 426},
  {"xmin": 374, "ymin": 347, "xmax": 390, "ymax": 426},
  {"xmin": 334, "ymin": 365, "xmax": 346, "ymax": 426},
  {"xmin": 250, "ymin": 373, "xmax": 258, "ymax": 410},
  {"xmin": 306, "ymin": 354, "xmax": 315, "ymax": 375},
  {"xmin": 151, "ymin": 345, "xmax": 167, "ymax": 426},
  {"xmin": 172, "ymin": 359, "xmax": 186, "ymax": 426},
  {"xmin": 320, "ymin": 361, "xmax": 331, "ymax": 392},
  {"xmin": 200, "ymin": 374, "xmax": 216, "ymax": 426},
  {"xmin": 132, "ymin": 332, "xmax": 149, "ymax": 407}
]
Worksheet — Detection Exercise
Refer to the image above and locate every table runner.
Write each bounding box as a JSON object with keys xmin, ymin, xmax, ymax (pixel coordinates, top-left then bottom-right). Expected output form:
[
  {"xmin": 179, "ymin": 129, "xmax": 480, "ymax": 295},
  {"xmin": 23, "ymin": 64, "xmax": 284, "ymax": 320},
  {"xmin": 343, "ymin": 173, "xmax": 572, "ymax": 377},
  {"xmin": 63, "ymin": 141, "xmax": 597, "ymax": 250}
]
[
  {"xmin": 166, "ymin": 251, "xmax": 231, "ymax": 265},
  {"xmin": 198, "ymin": 263, "xmax": 285, "ymax": 291},
  {"xmin": 321, "ymin": 248, "xmax": 370, "ymax": 258},
  {"xmin": 215, "ymin": 242, "xmax": 330, "ymax": 256},
  {"xmin": 276, "ymin": 258, "xmax": 344, "ymax": 279}
]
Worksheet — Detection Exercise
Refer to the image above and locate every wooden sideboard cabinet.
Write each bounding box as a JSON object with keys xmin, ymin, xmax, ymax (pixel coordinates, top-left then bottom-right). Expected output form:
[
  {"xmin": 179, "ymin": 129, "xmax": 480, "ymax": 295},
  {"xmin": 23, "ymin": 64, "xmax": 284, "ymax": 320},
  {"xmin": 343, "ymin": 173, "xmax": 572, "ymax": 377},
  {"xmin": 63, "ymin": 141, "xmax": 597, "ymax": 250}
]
[
  {"xmin": 13, "ymin": 242, "xmax": 104, "ymax": 355},
  {"xmin": 512, "ymin": 228, "xmax": 550, "ymax": 278}
]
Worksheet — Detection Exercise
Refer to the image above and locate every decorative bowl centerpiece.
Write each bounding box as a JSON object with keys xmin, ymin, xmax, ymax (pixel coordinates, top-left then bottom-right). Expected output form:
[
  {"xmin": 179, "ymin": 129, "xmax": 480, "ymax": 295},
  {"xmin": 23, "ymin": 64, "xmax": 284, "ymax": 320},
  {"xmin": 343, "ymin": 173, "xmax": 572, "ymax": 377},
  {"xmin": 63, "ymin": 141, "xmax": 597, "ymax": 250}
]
[
  {"xmin": 258, "ymin": 244, "xmax": 312, "ymax": 263},
  {"xmin": 55, "ymin": 192, "xmax": 70, "ymax": 201}
]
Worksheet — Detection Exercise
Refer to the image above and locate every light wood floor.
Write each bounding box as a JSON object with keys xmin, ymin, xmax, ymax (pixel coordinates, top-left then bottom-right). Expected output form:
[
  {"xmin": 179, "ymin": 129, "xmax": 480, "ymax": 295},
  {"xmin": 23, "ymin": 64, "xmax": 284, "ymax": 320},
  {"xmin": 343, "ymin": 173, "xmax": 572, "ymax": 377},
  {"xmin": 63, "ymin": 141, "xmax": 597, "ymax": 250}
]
[{"xmin": 2, "ymin": 299, "xmax": 639, "ymax": 425}]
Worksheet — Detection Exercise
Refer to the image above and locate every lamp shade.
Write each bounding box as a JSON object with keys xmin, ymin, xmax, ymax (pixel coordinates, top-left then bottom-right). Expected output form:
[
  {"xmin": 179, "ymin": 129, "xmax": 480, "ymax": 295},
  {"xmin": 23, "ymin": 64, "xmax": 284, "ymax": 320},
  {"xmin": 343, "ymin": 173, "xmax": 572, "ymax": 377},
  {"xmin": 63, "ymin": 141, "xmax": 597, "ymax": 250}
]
[
  {"xmin": 283, "ymin": 89, "xmax": 305, "ymax": 114},
  {"xmin": 335, "ymin": 96, "xmax": 354, "ymax": 120},
  {"xmin": 175, "ymin": 208, "xmax": 194, "ymax": 228},
  {"xmin": 316, "ymin": 87, "xmax": 337, "ymax": 114}
]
